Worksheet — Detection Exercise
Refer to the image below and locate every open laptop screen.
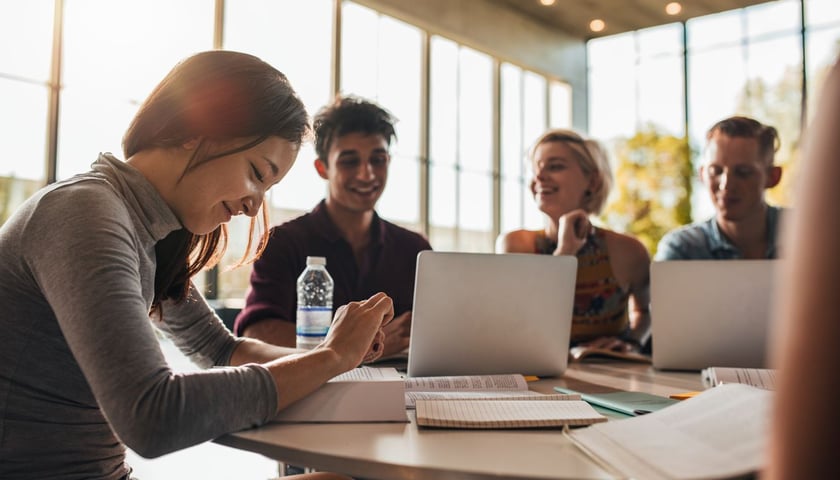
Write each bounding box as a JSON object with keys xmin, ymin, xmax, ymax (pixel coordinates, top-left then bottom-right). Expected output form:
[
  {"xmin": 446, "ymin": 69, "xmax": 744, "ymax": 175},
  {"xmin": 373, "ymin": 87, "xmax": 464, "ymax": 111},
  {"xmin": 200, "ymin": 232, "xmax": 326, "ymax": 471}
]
[
  {"xmin": 407, "ymin": 251, "xmax": 577, "ymax": 377},
  {"xmin": 650, "ymin": 259, "xmax": 779, "ymax": 371}
]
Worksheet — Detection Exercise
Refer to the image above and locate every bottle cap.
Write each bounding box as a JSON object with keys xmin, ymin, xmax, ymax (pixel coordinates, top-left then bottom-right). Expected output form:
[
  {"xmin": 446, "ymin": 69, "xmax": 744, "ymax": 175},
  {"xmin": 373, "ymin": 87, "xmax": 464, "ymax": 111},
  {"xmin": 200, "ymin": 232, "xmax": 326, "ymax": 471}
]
[{"xmin": 306, "ymin": 256, "xmax": 327, "ymax": 266}]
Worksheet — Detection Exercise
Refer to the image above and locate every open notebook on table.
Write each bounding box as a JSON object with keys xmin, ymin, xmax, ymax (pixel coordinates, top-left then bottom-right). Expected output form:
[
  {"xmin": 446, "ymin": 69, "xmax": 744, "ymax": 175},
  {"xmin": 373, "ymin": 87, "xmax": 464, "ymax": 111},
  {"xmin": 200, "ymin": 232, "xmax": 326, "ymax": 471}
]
[{"xmin": 415, "ymin": 397, "xmax": 606, "ymax": 429}]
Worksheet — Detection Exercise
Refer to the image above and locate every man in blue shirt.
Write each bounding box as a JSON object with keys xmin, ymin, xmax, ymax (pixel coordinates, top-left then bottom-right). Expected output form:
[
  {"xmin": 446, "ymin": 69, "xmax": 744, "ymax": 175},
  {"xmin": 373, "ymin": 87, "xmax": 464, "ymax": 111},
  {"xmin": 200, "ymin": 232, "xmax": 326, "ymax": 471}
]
[{"xmin": 655, "ymin": 116, "xmax": 784, "ymax": 260}]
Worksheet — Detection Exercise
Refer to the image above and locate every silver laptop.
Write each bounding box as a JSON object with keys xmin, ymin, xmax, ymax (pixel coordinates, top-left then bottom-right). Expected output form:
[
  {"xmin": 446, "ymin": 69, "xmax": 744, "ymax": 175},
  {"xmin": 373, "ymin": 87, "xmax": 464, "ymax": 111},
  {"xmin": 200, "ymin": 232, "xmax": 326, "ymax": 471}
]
[
  {"xmin": 406, "ymin": 251, "xmax": 577, "ymax": 377},
  {"xmin": 651, "ymin": 260, "xmax": 779, "ymax": 371}
]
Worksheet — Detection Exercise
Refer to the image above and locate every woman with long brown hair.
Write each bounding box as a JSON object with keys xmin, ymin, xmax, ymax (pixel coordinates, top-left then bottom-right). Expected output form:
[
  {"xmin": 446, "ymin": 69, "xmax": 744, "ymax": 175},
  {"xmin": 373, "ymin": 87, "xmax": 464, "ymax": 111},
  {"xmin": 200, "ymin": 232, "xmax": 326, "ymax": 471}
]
[{"xmin": 0, "ymin": 50, "xmax": 386, "ymax": 479}]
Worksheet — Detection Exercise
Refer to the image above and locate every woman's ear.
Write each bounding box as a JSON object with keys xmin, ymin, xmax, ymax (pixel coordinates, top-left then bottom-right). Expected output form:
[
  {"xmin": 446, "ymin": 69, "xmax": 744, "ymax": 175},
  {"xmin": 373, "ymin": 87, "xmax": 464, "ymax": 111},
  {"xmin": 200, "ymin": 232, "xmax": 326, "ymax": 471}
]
[
  {"xmin": 586, "ymin": 174, "xmax": 602, "ymax": 198},
  {"xmin": 529, "ymin": 178, "xmax": 538, "ymax": 197},
  {"xmin": 314, "ymin": 158, "xmax": 329, "ymax": 180}
]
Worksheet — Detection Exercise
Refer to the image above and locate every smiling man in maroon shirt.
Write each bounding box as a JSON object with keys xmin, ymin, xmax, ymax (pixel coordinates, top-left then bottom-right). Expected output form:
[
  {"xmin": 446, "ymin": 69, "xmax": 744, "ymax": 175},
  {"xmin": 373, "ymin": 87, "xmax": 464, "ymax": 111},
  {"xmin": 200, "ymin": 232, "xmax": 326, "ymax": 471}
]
[{"xmin": 234, "ymin": 96, "xmax": 431, "ymax": 358}]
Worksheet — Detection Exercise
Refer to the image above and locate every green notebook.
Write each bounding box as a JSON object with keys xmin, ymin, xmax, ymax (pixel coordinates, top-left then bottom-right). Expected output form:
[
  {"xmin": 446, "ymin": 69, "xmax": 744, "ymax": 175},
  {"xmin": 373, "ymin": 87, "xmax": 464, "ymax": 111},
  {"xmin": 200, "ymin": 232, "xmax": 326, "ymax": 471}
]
[{"xmin": 553, "ymin": 387, "xmax": 678, "ymax": 417}]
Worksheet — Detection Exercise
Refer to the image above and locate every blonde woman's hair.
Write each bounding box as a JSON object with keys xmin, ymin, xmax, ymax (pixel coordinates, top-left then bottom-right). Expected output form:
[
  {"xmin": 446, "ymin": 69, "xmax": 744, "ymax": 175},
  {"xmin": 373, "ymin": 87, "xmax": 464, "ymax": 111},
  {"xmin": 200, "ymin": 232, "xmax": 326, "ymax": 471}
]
[{"xmin": 528, "ymin": 128, "xmax": 613, "ymax": 214}]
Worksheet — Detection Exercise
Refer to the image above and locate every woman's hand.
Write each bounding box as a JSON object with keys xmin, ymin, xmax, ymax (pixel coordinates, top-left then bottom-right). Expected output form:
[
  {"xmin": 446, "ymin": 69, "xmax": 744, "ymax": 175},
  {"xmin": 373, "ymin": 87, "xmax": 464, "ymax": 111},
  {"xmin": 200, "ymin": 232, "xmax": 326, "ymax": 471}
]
[
  {"xmin": 555, "ymin": 209, "xmax": 591, "ymax": 255},
  {"xmin": 262, "ymin": 293, "xmax": 393, "ymax": 414},
  {"xmin": 320, "ymin": 292, "xmax": 394, "ymax": 370}
]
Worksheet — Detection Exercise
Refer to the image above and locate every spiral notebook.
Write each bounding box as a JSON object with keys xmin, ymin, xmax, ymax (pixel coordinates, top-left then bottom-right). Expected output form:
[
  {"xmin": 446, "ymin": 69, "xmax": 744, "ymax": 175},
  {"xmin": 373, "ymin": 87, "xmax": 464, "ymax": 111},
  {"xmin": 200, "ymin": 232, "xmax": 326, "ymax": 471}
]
[{"xmin": 415, "ymin": 396, "xmax": 606, "ymax": 429}]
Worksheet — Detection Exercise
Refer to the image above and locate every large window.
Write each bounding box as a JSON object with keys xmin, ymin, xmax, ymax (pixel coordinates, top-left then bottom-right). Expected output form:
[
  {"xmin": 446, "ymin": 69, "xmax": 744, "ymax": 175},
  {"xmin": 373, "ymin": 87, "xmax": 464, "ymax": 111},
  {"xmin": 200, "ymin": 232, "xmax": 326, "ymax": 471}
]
[
  {"xmin": 0, "ymin": 0, "xmax": 572, "ymax": 301},
  {"xmin": 221, "ymin": 0, "xmax": 333, "ymax": 299},
  {"xmin": 687, "ymin": 0, "xmax": 802, "ymax": 216},
  {"xmin": 805, "ymin": 0, "xmax": 840, "ymax": 121},
  {"xmin": 589, "ymin": 24, "xmax": 684, "ymax": 141},
  {"xmin": 59, "ymin": 0, "xmax": 215, "ymax": 180},
  {"xmin": 588, "ymin": 23, "xmax": 686, "ymax": 251},
  {"xmin": 341, "ymin": 2, "xmax": 424, "ymax": 232},
  {"xmin": 224, "ymin": 0, "xmax": 332, "ymax": 217},
  {"xmin": 588, "ymin": 0, "xmax": 830, "ymax": 251},
  {"xmin": 0, "ymin": 0, "xmax": 55, "ymax": 223},
  {"xmin": 549, "ymin": 80, "xmax": 574, "ymax": 130},
  {"xmin": 429, "ymin": 37, "xmax": 495, "ymax": 252},
  {"xmin": 589, "ymin": 32, "xmax": 638, "ymax": 142},
  {"xmin": 500, "ymin": 63, "xmax": 558, "ymax": 236}
]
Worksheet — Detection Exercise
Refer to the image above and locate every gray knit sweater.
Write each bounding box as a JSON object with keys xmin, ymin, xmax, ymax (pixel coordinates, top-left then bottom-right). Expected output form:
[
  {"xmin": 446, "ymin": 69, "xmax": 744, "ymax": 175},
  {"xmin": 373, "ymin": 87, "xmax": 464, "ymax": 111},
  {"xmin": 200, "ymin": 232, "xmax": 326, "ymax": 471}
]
[{"xmin": 0, "ymin": 154, "xmax": 278, "ymax": 479}]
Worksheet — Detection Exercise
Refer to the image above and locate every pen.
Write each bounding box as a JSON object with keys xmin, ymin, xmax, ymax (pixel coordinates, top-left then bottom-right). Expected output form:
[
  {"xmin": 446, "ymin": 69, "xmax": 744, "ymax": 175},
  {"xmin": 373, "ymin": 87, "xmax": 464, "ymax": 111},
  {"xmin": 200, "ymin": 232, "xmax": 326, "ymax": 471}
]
[{"xmin": 633, "ymin": 409, "xmax": 652, "ymax": 415}]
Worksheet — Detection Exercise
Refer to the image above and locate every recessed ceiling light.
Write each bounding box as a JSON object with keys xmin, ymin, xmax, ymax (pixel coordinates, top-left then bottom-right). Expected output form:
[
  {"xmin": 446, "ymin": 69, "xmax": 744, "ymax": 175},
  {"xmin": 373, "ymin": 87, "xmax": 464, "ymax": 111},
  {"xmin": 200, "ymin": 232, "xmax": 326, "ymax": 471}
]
[
  {"xmin": 665, "ymin": 2, "xmax": 682, "ymax": 15},
  {"xmin": 589, "ymin": 19, "xmax": 606, "ymax": 32},
  {"xmin": 540, "ymin": 0, "xmax": 556, "ymax": 6}
]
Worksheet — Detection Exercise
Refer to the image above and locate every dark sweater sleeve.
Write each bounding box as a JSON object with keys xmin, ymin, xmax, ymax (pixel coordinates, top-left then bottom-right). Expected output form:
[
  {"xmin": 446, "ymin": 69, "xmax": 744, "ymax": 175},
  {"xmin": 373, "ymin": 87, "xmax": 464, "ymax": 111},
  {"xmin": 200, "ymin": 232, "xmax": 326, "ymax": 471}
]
[{"xmin": 22, "ymin": 187, "xmax": 277, "ymax": 458}]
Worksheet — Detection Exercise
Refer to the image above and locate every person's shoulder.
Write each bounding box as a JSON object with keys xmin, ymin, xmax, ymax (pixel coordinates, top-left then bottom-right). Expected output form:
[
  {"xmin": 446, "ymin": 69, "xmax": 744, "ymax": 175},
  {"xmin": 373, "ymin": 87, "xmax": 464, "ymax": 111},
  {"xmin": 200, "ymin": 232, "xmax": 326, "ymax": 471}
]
[
  {"xmin": 16, "ymin": 177, "xmax": 134, "ymax": 252},
  {"xmin": 48, "ymin": 174, "xmax": 118, "ymax": 198},
  {"xmin": 653, "ymin": 219, "xmax": 714, "ymax": 260},
  {"xmin": 663, "ymin": 219, "xmax": 710, "ymax": 239},
  {"xmin": 656, "ymin": 220, "xmax": 714, "ymax": 249},
  {"xmin": 40, "ymin": 176, "xmax": 129, "ymax": 221},
  {"xmin": 496, "ymin": 229, "xmax": 538, "ymax": 253},
  {"xmin": 600, "ymin": 228, "xmax": 650, "ymax": 263}
]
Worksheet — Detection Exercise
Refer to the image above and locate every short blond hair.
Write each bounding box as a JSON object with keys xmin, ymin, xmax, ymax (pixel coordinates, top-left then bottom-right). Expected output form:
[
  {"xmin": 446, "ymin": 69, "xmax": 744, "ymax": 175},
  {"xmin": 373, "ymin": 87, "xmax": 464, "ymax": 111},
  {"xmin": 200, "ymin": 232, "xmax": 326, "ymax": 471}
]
[{"xmin": 528, "ymin": 128, "xmax": 613, "ymax": 214}]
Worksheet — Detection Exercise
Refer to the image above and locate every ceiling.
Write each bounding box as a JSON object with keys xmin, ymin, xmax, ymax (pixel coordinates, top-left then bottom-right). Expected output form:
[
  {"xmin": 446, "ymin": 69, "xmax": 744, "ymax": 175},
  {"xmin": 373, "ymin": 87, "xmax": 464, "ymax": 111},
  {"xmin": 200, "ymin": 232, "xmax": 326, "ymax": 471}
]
[{"xmin": 491, "ymin": 0, "xmax": 775, "ymax": 40}]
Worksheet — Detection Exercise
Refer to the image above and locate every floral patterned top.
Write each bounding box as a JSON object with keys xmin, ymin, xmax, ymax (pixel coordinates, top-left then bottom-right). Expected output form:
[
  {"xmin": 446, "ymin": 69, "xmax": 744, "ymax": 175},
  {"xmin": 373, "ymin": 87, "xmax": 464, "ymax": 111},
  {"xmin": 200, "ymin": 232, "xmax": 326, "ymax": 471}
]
[{"xmin": 535, "ymin": 227, "xmax": 629, "ymax": 343}]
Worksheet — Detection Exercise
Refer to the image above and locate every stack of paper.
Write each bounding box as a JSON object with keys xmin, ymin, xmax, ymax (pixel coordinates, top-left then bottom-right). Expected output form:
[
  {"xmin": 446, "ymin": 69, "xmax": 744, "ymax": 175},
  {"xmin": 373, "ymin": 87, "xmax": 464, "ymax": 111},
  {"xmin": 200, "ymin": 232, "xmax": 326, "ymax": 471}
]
[{"xmin": 568, "ymin": 384, "xmax": 773, "ymax": 479}]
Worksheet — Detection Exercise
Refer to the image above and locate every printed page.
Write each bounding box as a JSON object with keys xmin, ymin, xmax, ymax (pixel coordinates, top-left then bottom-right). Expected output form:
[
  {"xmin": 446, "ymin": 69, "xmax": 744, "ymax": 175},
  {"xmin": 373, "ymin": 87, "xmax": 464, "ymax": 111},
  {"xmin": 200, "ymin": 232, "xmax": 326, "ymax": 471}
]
[
  {"xmin": 416, "ymin": 399, "xmax": 606, "ymax": 429},
  {"xmin": 569, "ymin": 384, "xmax": 772, "ymax": 480},
  {"xmin": 405, "ymin": 373, "xmax": 528, "ymax": 392},
  {"xmin": 330, "ymin": 366, "xmax": 404, "ymax": 382},
  {"xmin": 406, "ymin": 391, "xmax": 579, "ymax": 409},
  {"xmin": 701, "ymin": 367, "xmax": 777, "ymax": 390}
]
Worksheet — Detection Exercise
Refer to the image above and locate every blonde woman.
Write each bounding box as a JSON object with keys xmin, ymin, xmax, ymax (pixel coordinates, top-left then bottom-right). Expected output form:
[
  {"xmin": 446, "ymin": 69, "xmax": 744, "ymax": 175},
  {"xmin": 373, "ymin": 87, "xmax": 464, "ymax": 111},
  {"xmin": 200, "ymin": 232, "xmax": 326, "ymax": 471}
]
[{"xmin": 497, "ymin": 129, "xmax": 650, "ymax": 353}]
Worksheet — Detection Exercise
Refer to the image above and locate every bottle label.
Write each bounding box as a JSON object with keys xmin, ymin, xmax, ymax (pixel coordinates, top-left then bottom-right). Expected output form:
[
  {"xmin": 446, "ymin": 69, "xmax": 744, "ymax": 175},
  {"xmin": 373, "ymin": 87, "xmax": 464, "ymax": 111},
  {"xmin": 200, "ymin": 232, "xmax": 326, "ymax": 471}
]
[{"xmin": 296, "ymin": 307, "xmax": 332, "ymax": 337}]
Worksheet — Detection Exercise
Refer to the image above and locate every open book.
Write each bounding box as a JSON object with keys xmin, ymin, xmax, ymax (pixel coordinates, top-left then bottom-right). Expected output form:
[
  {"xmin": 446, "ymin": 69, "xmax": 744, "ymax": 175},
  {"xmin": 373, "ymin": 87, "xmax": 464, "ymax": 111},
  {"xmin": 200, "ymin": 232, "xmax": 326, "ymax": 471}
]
[
  {"xmin": 568, "ymin": 383, "xmax": 773, "ymax": 480},
  {"xmin": 415, "ymin": 397, "xmax": 606, "ymax": 429},
  {"xmin": 701, "ymin": 367, "xmax": 777, "ymax": 390},
  {"xmin": 275, "ymin": 370, "xmax": 553, "ymax": 422},
  {"xmin": 274, "ymin": 367, "xmax": 407, "ymax": 423},
  {"xmin": 405, "ymin": 373, "xmax": 549, "ymax": 408},
  {"xmin": 569, "ymin": 345, "xmax": 652, "ymax": 364}
]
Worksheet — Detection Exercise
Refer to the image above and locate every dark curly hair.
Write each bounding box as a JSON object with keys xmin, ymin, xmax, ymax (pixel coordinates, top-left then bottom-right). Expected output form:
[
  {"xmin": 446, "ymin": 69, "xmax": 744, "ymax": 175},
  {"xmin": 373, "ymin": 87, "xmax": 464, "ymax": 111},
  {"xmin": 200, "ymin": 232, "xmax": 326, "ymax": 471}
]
[{"xmin": 312, "ymin": 95, "xmax": 397, "ymax": 164}]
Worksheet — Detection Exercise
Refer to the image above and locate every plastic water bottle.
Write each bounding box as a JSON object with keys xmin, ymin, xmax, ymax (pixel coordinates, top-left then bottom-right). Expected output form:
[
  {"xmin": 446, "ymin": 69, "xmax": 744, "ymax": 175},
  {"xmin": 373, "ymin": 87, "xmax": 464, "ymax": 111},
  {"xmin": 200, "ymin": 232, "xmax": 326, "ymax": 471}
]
[{"xmin": 295, "ymin": 256, "xmax": 334, "ymax": 350}]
